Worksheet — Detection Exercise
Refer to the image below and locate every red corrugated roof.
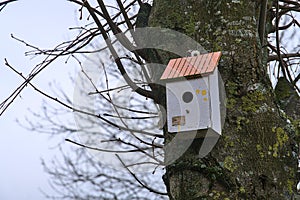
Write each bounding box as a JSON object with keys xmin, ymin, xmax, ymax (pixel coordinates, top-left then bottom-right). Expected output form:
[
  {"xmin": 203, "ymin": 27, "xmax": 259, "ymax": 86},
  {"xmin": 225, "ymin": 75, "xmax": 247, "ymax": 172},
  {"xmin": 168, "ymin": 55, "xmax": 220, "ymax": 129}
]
[{"xmin": 160, "ymin": 51, "xmax": 222, "ymax": 80}]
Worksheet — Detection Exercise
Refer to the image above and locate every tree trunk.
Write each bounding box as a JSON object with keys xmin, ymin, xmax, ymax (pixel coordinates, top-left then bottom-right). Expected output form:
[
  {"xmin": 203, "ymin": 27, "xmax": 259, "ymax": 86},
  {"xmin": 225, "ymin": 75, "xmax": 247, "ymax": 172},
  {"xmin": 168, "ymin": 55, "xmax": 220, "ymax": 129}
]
[{"xmin": 149, "ymin": 0, "xmax": 298, "ymax": 199}]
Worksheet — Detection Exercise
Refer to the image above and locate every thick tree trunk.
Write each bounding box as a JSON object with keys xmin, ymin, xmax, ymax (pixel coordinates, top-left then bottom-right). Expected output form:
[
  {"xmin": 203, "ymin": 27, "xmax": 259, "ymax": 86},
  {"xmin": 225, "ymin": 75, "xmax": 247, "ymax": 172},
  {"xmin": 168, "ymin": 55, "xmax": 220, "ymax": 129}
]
[{"xmin": 149, "ymin": 0, "xmax": 298, "ymax": 199}]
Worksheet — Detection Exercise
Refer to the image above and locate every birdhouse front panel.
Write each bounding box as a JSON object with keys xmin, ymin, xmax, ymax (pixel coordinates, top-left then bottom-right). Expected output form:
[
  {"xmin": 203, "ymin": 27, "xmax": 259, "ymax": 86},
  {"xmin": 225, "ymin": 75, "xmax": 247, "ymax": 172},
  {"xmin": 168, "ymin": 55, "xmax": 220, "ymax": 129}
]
[{"xmin": 166, "ymin": 77, "xmax": 211, "ymax": 133}]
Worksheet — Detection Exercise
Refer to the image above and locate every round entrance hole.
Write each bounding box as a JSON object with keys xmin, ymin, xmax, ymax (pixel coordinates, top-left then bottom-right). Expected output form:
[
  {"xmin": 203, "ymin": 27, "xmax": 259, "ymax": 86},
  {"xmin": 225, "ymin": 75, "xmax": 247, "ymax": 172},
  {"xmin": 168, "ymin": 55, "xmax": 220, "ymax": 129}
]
[{"xmin": 182, "ymin": 91, "xmax": 193, "ymax": 103}]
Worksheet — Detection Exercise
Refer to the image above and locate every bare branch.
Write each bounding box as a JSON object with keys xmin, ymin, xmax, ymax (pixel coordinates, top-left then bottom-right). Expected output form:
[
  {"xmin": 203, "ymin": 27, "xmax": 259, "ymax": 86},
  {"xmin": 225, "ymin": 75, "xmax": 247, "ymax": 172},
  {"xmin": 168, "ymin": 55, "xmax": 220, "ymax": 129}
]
[
  {"xmin": 258, "ymin": 0, "xmax": 268, "ymax": 45},
  {"xmin": 3, "ymin": 59, "xmax": 163, "ymax": 138},
  {"xmin": 0, "ymin": 0, "xmax": 17, "ymax": 12},
  {"xmin": 116, "ymin": 154, "xmax": 168, "ymax": 196},
  {"xmin": 81, "ymin": 0, "xmax": 155, "ymax": 101},
  {"xmin": 65, "ymin": 138, "xmax": 151, "ymax": 153},
  {"xmin": 268, "ymin": 52, "xmax": 300, "ymax": 62}
]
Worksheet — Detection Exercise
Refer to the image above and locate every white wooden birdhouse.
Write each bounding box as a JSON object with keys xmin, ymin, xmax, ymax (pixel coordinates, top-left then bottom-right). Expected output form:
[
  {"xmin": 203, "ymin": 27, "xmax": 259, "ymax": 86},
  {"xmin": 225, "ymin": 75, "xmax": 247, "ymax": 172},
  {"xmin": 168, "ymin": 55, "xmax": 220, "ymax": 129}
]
[{"xmin": 160, "ymin": 51, "xmax": 222, "ymax": 136}]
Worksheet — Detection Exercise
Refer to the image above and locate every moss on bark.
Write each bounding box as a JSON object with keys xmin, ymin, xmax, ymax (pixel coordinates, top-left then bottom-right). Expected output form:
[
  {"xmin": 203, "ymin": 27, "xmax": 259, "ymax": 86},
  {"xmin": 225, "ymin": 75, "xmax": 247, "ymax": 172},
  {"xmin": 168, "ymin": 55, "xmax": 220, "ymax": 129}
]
[{"xmin": 149, "ymin": 0, "xmax": 297, "ymax": 199}]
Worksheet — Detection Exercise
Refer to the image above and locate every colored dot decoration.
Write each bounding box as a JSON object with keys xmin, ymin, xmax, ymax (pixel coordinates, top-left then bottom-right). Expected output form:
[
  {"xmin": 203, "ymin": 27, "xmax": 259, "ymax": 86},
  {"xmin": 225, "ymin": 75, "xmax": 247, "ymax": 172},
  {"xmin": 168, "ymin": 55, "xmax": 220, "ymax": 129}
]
[{"xmin": 195, "ymin": 89, "xmax": 208, "ymax": 102}]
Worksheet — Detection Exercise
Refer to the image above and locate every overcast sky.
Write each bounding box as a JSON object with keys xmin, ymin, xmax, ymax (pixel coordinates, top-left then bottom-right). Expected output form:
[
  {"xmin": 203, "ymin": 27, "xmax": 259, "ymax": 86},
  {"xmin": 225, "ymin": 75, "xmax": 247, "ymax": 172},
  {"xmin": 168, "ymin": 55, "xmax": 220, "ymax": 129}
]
[{"xmin": 0, "ymin": 1, "xmax": 82, "ymax": 199}]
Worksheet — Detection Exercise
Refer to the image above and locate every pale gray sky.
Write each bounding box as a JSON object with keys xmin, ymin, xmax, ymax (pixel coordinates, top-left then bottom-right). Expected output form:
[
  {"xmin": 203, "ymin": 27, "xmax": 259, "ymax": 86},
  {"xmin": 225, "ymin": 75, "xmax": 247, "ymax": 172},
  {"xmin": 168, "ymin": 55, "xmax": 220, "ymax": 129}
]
[{"xmin": 0, "ymin": 1, "xmax": 81, "ymax": 199}]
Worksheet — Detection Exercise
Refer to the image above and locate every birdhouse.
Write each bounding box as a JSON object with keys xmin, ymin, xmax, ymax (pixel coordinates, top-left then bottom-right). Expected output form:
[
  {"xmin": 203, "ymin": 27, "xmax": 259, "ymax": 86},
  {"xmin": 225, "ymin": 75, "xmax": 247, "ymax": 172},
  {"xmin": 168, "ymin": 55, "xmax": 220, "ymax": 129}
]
[{"xmin": 160, "ymin": 51, "xmax": 222, "ymax": 136}]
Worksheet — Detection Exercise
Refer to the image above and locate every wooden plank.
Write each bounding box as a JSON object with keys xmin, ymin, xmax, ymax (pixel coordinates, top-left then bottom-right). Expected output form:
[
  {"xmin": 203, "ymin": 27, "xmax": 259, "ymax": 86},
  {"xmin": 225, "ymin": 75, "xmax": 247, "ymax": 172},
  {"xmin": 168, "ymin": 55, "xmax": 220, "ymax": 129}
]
[
  {"xmin": 173, "ymin": 58, "xmax": 187, "ymax": 78},
  {"xmin": 166, "ymin": 58, "xmax": 180, "ymax": 79},
  {"xmin": 160, "ymin": 52, "xmax": 222, "ymax": 80},
  {"xmin": 184, "ymin": 56, "xmax": 198, "ymax": 76},
  {"xmin": 160, "ymin": 59, "xmax": 176, "ymax": 79}
]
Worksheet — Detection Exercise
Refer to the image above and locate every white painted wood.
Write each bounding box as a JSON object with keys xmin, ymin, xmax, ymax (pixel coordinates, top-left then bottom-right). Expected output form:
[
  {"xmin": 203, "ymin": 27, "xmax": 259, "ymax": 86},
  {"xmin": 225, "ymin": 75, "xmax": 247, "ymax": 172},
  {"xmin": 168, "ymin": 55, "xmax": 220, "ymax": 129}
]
[{"xmin": 165, "ymin": 68, "xmax": 221, "ymax": 136}]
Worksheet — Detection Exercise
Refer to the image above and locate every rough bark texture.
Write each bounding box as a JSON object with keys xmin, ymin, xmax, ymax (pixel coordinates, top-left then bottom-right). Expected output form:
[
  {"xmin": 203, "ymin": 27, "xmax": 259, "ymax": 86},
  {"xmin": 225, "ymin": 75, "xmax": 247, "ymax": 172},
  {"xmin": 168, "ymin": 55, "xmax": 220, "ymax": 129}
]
[{"xmin": 149, "ymin": 0, "xmax": 298, "ymax": 199}]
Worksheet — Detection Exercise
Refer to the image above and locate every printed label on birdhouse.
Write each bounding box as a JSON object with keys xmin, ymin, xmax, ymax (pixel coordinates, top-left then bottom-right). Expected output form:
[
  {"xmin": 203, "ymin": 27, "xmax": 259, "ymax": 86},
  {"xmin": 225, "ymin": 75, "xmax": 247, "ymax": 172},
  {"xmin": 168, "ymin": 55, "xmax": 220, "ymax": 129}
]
[{"xmin": 172, "ymin": 116, "xmax": 186, "ymax": 126}]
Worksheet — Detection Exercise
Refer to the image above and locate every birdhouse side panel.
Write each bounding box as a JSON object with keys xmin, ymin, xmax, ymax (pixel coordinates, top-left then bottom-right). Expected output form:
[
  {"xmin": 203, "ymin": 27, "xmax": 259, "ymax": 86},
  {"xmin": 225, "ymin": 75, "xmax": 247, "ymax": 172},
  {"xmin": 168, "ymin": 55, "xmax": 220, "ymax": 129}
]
[
  {"xmin": 166, "ymin": 78, "xmax": 211, "ymax": 133},
  {"xmin": 208, "ymin": 69, "xmax": 222, "ymax": 135}
]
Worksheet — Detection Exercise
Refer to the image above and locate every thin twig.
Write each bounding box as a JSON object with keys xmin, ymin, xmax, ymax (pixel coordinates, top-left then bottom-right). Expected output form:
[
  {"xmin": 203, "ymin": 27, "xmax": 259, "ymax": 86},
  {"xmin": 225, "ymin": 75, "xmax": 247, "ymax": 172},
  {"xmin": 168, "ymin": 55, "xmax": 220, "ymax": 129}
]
[{"xmin": 115, "ymin": 154, "xmax": 168, "ymax": 195}]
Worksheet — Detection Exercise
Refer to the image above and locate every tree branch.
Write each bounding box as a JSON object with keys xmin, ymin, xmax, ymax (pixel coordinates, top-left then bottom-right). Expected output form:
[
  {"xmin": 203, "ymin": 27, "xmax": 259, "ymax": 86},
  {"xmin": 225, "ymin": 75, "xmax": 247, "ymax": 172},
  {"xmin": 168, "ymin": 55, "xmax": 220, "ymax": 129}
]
[
  {"xmin": 115, "ymin": 154, "xmax": 168, "ymax": 196},
  {"xmin": 268, "ymin": 52, "xmax": 300, "ymax": 62},
  {"xmin": 0, "ymin": 0, "xmax": 17, "ymax": 12},
  {"xmin": 82, "ymin": 0, "xmax": 156, "ymax": 101},
  {"xmin": 3, "ymin": 59, "xmax": 163, "ymax": 138},
  {"xmin": 258, "ymin": 0, "xmax": 268, "ymax": 45}
]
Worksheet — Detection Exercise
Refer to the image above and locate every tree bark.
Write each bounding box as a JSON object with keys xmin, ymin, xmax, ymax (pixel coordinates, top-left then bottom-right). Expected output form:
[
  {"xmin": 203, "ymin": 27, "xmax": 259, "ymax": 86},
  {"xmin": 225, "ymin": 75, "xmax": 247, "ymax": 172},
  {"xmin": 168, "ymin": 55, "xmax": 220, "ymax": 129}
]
[{"xmin": 149, "ymin": 0, "xmax": 298, "ymax": 199}]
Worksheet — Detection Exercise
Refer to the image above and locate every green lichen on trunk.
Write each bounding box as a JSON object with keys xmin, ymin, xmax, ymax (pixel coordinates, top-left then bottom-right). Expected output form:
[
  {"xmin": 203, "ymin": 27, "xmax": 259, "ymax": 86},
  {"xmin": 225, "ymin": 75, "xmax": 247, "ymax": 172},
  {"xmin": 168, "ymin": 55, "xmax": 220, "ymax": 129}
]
[{"xmin": 149, "ymin": 0, "xmax": 297, "ymax": 199}]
